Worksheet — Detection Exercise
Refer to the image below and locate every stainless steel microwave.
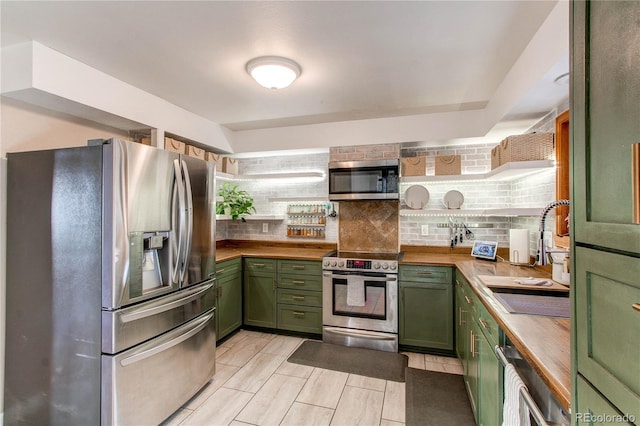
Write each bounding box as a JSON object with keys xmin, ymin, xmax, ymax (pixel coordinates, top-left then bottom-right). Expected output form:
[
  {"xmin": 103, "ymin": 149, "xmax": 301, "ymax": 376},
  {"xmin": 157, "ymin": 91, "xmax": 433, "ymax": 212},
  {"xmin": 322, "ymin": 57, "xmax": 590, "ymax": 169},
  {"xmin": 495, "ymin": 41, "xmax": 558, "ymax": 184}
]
[{"xmin": 328, "ymin": 159, "xmax": 399, "ymax": 201}]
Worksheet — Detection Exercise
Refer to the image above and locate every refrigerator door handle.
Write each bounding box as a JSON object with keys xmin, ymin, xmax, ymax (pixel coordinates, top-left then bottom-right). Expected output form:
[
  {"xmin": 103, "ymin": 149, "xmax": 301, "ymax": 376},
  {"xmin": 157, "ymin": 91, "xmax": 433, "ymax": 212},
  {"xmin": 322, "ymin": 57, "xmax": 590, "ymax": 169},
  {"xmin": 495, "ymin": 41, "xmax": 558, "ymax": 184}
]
[
  {"xmin": 180, "ymin": 160, "xmax": 194, "ymax": 283},
  {"xmin": 120, "ymin": 309, "xmax": 214, "ymax": 367},
  {"xmin": 172, "ymin": 159, "xmax": 187, "ymax": 284},
  {"xmin": 120, "ymin": 281, "xmax": 214, "ymax": 323}
]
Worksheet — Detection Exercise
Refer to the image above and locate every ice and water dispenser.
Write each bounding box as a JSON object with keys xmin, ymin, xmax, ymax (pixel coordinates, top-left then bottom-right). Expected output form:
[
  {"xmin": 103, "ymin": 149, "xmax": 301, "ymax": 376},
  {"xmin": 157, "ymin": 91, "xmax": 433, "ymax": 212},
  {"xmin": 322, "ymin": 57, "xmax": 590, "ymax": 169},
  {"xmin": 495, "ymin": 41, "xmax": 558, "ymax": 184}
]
[{"xmin": 128, "ymin": 231, "xmax": 171, "ymax": 299}]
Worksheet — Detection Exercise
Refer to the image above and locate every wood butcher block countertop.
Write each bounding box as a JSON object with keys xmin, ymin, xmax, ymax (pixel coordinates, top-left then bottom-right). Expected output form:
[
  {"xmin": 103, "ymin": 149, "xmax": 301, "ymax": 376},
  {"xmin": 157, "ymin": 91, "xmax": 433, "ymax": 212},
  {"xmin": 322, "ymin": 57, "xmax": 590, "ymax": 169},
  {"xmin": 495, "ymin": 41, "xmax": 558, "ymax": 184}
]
[{"xmin": 214, "ymin": 241, "xmax": 571, "ymax": 411}]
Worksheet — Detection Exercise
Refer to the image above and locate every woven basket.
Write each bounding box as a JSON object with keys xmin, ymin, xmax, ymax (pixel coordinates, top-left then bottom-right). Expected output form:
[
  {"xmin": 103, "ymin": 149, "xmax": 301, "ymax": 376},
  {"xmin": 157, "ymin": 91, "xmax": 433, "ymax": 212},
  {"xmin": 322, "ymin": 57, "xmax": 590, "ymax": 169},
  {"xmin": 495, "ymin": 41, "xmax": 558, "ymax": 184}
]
[
  {"xmin": 491, "ymin": 146, "xmax": 501, "ymax": 169},
  {"xmin": 401, "ymin": 157, "xmax": 426, "ymax": 176},
  {"xmin": 164, "ymin": 137, "xmax": 185, "ymax": 154},
  {"xmin": 223, "ymin": 157, "xmax": 239, "ymax": 174},
  {"xmin": 206, "ymin": 152, "xmax": 224, "ymax": 171},
  {"xmin": 500, "ymin": 133, "xmax": 555, "ymax": 164},
  {"xmin": 185, "ymin": 145, "xmax": 205, "ymax": 160},
  {"xmin": 435, "ymin": 155, "xmax": 461, "ymax": 176}
]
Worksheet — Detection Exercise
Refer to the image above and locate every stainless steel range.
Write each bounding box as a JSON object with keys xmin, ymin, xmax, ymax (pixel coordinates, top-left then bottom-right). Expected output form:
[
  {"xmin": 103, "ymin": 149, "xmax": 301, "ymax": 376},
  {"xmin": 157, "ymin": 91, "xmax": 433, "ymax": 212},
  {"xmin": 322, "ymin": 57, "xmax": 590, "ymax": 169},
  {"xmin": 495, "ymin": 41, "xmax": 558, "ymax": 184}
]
[{"xmin": 322, "ymin": 251, "xmax": 400, "ymax": 352}]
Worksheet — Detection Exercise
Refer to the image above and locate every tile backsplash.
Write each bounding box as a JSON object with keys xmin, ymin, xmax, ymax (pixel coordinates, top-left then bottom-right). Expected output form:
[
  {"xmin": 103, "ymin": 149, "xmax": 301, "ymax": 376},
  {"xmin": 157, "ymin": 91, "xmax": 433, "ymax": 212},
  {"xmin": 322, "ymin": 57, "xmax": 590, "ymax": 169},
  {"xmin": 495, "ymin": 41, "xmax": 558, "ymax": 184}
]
[{"xmin": 218, "ymin": 121, "xmax": 561, "ymax": 258}]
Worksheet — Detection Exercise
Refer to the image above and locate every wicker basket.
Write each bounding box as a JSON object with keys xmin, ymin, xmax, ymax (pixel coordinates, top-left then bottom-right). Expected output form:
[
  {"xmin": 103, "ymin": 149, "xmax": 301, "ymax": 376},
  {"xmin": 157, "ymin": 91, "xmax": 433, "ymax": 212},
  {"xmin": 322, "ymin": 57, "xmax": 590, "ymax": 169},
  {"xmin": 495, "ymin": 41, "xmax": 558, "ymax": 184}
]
[
  {"xmin": 491, "ymin": 145, "xmax": 501, "ymax": 170},
  {"xmin": 185, "ymin": 145, "xmax": 205, "ymax": 160},
  {"xmin": 401, "ymin": 157, "xmax": 426, "ymax": 176},
  {"xmin": 223, "ymin": 157, "xmax": 239, "ymax": 174},
  {"xmin": 435, "ymin": 155, "xmax": 461, "ymax": 176},
  {"xmin": 205, "ymin": 152, "xmax": 224, "ymax": 171},
  {"xmin": 500, "ymin": 133, "xmax": 555, "ymax": 164},
  {"xmin": 164, "ymin": 137, "xmax": 185, "ymax": 154}
]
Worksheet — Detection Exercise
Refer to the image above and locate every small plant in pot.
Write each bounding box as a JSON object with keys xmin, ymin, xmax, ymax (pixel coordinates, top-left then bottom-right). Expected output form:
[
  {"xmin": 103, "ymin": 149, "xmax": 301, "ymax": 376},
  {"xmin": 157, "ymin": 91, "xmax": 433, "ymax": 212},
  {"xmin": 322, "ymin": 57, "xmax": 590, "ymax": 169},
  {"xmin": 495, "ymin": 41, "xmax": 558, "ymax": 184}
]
[{"xmin": 216, "ymin": 183, "xmax": 256, "ymax": 221}]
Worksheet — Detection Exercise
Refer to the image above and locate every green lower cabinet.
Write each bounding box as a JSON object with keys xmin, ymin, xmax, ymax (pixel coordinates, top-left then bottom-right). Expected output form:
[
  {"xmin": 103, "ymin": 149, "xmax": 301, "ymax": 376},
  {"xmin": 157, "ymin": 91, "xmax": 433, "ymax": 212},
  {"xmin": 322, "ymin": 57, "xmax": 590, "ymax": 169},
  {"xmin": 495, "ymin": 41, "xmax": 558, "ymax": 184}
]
[
  {"xmin": 477, "ymin": 331, "xmax": 502, "ymax": 426},
  {"xmin": 575, "ymin": 375, "xmax": 633, "ymax": 425},
  {"xmin": 277, "ymin": 304, "xmax": 322, "ymax": 334},
  {"xmin": 216, "ymin": 263, "xmax": 243, "ymax": 341},
  {"xmin": 399, "ymin": 281, "xmax": 454, "ymax": 350},
  {"xmin": 466, "ymin": 321, "xmax": 480, "ymax": 421},
  {"xmin": 243, "ymin": 260, "xmax": 277, "ymax": 328}
]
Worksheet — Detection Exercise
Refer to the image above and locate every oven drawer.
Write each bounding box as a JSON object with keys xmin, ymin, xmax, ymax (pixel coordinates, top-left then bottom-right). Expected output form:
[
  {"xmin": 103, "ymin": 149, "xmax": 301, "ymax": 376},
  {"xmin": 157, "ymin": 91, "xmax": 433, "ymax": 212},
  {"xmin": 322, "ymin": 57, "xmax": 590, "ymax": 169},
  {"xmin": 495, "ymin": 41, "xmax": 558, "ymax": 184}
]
[
  {"xmin": 278, "ymin": 259, "xmax": 322, "ymax": 276},
  {"xmin": 277, "ymin": 305, "xmax": 322, "ymax": 334},
  {"xmin": 244, "ymin": 258, "xmax": 277, "ymax": 272},
  {"xmin": 278, "ymin": 288, "xmax": 322, "ymax": 307},
  {"xmin": 279, "ymin": 273, "xmax": 323, "ymax": 291},
  {"xmin": 399, "ymin": 265, "xmax": 453, "ymax": 284}
]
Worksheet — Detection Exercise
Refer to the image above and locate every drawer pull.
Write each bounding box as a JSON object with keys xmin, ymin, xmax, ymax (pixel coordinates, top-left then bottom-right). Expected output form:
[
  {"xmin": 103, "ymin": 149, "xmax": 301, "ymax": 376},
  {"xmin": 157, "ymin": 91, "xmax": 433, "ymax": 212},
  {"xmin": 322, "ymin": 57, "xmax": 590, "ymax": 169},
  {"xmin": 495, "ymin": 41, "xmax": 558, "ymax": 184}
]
[
  {"xmin": 216, "ymin": 268, "xmax": 225, "ymax": 274},
  {"xmin": 252, "ymin": 263, "xmax": 266, "ymax": 267},
  {"xmin": 479, "ymin": 318, "xmax": 490, "ymax": 330},
  {"xmin": 633, "ymin": 303, "xmax": 640, "ymax": 312},
  {"xmin": 464, "ymin": 295, "xmax": 472, "ymax": 305},
  {"xmin": 292, "ymin": 265, "xmax": 306, "ymax": 270},
  {"xmin": 292, "ymin": 311, "xmax": 306, "ymax": 317},
  {"xmin": 291, "ymin": 295, "xmax": 306, "ymax": 301},
  {"xmin": 292, "ymin": 280, "xmax": 306, "ymax": 285},
  {"xmin": 417, "ymin": 272, "xmax": 433, "ymax": 277},
  {"xmin": 455, "ymin": 279, "xmax": 460, "ymax": 286},
  {"xmin": 459, "ymin": 307, "xmax": 466, "ymax": 325}
]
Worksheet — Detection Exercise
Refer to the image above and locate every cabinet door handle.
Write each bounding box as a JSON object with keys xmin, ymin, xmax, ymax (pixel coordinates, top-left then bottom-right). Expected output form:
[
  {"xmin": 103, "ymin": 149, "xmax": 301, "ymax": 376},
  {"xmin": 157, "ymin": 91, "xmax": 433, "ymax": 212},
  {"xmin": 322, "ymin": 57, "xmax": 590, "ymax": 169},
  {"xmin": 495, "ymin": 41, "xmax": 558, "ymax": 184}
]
[
  {"xmin": 470, "ymin": 330, "xmax": 477, "ymax": 358},
  {"xmin": 292, "ymin": 280, "xmax": 306, "ymax": 285},
  {"xmin": 291, "ymin": 295, "xmax": 305, "ymax": 301},
  {"xmin": 633, "ymin": 303, "xmax": 640, "ymax": 312},
  {"xmin": 292, "ymin": 311, "xmax": 306, "ymax": 317},
  {"xmin": 459, "ymin": 307, "xmax": 466, "ymax": 325}
]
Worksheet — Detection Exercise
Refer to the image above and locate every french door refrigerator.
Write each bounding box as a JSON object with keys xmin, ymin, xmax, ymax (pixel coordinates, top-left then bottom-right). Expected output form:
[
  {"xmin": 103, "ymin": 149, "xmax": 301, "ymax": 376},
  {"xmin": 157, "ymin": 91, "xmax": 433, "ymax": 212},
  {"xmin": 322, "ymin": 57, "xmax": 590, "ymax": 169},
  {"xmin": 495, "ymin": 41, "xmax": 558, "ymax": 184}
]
[{"xmin": 5, "ymin": 138, "xmax": 217, "ymax": 425}]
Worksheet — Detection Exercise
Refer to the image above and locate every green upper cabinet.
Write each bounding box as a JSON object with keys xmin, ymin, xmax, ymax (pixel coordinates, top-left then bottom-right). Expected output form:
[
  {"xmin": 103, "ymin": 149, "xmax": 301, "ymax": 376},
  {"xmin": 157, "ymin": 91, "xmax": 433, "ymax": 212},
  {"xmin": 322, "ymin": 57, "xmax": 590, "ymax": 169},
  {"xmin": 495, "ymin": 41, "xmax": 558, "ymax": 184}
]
[
  {"xmin": 399, "ymin": 265, "xmax": 453, "ymax": 351},
  {"xmin": 572, "ymin": 0, "xmax": 640, "ymax": 254}
]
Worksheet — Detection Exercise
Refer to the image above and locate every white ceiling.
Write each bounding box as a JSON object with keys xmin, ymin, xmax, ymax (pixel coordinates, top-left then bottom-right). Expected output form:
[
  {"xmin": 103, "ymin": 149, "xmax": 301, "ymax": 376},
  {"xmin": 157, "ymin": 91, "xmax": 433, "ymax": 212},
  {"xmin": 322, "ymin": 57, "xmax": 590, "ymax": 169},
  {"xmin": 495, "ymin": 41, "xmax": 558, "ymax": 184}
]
[{"xmin": 0, "ymin": 1, "xmax": 569, "ymax": 151}]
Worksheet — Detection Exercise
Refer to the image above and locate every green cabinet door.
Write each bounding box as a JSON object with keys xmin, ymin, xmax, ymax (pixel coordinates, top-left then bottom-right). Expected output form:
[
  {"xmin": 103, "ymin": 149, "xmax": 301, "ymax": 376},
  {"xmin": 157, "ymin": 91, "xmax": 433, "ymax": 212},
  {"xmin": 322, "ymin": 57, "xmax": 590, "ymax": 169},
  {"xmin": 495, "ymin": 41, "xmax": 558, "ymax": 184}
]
[
  {"xmin": 575, "ymin": 375, "xmax": 632, "ymax": 425},
  {"xmin": 216, "ymin": 272, "xmax": 243, "ymax": 340},
  {"xmin": 572, "ymin": 0, "xmax": 640, "ymax": 254},
  {"xmin": 399, "ymin": 280, "xmax": 454, "ymax": 350},
  {"xmin": 575, "ymin": 247, "xmax": 640, "ymax": 421},
  {"xmin": 243, "ymin": 258, "xmax": 277, "ymax": 328},
  {"xmin": 466, "ymin": 319, "xmax": 480, "ymax": 422},
  {"xmin": 478, "ymin": 333, "xmax": 502, "ymax": 426}
]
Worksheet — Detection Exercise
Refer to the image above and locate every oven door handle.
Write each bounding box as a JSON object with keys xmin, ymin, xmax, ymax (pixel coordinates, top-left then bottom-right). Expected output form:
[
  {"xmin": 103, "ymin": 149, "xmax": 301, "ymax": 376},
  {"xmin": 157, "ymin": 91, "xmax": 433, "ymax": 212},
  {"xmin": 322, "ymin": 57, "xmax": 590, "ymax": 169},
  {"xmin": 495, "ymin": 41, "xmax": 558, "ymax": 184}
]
[{"xmin": 323, "ymin": 272, "xmax": 396, "ymax": 282}]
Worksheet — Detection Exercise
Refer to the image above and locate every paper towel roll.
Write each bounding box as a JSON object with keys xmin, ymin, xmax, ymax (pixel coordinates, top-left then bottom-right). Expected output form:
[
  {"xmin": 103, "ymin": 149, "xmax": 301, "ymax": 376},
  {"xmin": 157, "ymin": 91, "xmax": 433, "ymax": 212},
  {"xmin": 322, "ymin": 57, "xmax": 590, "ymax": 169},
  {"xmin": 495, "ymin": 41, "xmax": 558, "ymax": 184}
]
[{"xmin": 509, "ymin": 229, "xmax": 530, "ymax": 264}]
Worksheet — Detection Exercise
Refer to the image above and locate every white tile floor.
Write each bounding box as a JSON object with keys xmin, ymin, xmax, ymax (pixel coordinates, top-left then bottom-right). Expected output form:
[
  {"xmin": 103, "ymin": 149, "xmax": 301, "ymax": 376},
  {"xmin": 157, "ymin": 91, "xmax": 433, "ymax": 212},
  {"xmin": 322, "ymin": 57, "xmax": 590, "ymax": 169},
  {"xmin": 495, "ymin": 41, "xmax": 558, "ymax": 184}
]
[{"xmin": 162, "ymin": 330, "xmax": 464, "ymax": 426}]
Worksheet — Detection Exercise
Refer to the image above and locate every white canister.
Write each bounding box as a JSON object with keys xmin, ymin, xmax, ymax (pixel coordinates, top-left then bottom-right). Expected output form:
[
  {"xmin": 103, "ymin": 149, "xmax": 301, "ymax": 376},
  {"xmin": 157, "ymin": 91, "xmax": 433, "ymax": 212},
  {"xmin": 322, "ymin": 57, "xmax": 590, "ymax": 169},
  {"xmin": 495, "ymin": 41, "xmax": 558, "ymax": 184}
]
[{"xmin": 509, "ymin": 229, "xmax": 530, "ymax": 264}]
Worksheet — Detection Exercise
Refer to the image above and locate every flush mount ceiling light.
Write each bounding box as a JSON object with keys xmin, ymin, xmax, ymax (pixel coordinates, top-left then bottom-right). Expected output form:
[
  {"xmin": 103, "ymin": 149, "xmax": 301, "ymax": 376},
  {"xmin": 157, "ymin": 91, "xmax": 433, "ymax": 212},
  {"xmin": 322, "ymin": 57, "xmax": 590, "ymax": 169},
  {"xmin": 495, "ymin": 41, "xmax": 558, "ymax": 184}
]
[
  {"xmin": 246, "ymin": 56, "xmax": 301, "ymax": 89},
  {"xmin": 554, "ymin": 72, "xmax": 570, "ymax": 86}
]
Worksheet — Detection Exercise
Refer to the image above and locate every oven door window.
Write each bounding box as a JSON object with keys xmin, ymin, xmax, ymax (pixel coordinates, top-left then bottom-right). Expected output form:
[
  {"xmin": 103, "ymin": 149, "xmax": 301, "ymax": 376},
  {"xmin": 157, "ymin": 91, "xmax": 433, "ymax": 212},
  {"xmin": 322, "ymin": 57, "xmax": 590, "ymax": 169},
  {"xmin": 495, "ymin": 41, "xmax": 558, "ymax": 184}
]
[{"xmin": 332, "ymin": 277, "xmax": 387, "ymax": 320}]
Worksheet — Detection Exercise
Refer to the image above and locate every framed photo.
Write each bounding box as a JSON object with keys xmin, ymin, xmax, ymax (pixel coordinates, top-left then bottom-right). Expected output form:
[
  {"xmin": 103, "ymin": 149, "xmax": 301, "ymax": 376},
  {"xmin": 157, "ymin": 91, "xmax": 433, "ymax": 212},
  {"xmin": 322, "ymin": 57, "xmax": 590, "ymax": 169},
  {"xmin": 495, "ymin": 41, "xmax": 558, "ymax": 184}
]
[{"xmin": 471, "ymin": 240, "xmax": 498, "ymax": 261}]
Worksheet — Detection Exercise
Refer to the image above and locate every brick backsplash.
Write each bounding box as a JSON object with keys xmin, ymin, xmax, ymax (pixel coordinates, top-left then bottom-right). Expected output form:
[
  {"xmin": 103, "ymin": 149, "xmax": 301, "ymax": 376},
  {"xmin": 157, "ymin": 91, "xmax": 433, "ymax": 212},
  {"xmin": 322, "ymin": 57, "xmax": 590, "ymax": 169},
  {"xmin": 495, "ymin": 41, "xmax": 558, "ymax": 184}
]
[{"xmin": 218, "ymin": 137, "xmax": 558, "ymax": 257}]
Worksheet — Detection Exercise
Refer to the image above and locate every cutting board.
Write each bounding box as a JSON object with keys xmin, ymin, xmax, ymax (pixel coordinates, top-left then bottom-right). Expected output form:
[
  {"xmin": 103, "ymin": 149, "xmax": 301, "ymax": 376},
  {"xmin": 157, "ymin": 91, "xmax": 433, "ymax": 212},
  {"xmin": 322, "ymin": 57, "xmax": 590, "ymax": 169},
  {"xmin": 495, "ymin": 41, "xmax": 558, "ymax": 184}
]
[{"xmin": 476, "ymin": 275, "xmax": 570, "ymax": 293}]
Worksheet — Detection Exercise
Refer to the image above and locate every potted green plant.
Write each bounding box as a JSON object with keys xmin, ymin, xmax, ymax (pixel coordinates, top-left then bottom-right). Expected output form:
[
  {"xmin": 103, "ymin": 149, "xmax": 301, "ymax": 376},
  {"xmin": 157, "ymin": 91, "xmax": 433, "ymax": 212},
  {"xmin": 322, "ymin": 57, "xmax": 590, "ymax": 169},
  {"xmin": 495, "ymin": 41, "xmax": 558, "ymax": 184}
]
[{"xmin": 216, "ymin": 183, "xmax": 256, "ymax": 221}]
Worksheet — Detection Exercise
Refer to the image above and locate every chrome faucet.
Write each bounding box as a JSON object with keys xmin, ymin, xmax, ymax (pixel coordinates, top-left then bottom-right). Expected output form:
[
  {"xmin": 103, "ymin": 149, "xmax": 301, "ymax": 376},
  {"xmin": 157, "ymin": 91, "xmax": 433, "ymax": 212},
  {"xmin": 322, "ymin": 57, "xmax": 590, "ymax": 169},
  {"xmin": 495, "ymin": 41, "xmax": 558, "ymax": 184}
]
[{"xmin": 536, "ymin": 199, "xmax": 570, "ymax": 266}]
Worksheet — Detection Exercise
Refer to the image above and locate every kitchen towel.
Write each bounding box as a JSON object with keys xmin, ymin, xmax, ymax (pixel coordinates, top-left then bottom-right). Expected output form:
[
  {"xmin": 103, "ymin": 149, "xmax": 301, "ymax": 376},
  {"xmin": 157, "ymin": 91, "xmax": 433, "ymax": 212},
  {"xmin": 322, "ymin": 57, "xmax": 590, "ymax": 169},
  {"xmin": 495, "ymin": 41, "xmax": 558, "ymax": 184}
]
[
  {"xmin": 509, "ymin": 229, "xmax": 530, "ymax": 264},
  {"xmin": 346, "ymin": 276, "xmax": 366, "ymax": 307},
  {"xmin": 502, "ymin": 363, "xmax": 531, "ymax": 426}
]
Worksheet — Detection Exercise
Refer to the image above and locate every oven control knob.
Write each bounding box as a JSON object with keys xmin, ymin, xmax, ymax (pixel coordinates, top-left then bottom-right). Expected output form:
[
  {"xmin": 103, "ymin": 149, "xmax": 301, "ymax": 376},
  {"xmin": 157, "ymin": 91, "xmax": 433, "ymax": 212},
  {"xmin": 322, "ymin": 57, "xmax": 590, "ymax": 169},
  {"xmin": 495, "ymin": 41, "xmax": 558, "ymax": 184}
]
[
  {"xmin": 373, "ymin": 262, "xmax": 381, "ymax": 269},
  {"xmin": 323, "ymin": 260, "xmax": 330, "ymax": 267},
  {"xmin": 331, "ymin": 260, "xmax": 337, "ymax": 267},
  {"xmin": 338, "ymin": 261, "xmax": 345, "ymax": 267},
  {"xmin": 381, "ymin": 263, "xmax": 389, "ymax": 270},
  {"xmin": 390, "ymin": 263, "xmax": 397, "ymax": 270}
]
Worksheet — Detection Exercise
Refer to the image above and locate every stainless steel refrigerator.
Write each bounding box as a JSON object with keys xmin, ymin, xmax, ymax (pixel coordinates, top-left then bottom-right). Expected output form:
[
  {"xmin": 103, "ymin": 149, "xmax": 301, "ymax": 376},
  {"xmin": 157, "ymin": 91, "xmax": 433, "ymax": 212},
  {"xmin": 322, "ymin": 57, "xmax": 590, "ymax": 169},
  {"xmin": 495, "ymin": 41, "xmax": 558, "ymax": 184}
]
[{"xmin": 5, "ymin": 138, "xmax": 217, "ymax": 425}]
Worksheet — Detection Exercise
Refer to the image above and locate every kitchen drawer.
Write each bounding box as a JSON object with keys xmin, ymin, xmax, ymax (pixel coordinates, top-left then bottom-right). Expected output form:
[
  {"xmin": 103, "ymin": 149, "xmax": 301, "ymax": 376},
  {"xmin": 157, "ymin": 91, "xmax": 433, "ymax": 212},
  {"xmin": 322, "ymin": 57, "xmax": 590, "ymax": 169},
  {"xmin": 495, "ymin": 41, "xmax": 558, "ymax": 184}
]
[
  {"xmin": 476, "ymin": 299, "xmax": 500, "ymax": 348},
  {"xmin": 399, "ymin": 265, "xmax": 452, "ymax": 284},
  {"xmin": 277, "ymin": 288, "xmax": 322, "ymax": 307},
  {"xmin": 244, "ymin": 258, "xmax": 276, "ymax": 273},
  {"xmin": 215, "ymin": 258, "xmax": 242, "ymax": 278},
  {"xmin": 277, "ymin": 259, "xmax": 322, "ymax": 276},
  {"xmin": 277, "ymin": 305, "xmax": 322, "ymax": 334},
  {"xmin": 279, "ymin": 273, "xmax": 322, "ymax": 291}
]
